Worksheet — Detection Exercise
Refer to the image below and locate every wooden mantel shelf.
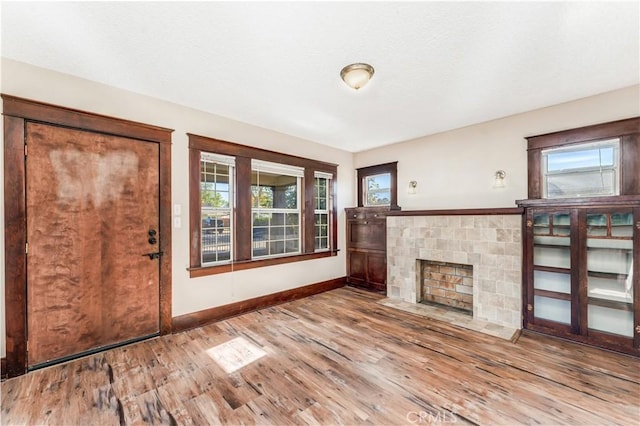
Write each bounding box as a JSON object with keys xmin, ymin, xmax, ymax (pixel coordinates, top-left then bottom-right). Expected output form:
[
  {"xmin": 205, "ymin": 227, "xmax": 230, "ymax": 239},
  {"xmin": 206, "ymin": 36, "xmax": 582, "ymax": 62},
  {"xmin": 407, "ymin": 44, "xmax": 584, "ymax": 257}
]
[{"xmin": 386, "ymin": 207, "xmax": 524, "ymax": 216}]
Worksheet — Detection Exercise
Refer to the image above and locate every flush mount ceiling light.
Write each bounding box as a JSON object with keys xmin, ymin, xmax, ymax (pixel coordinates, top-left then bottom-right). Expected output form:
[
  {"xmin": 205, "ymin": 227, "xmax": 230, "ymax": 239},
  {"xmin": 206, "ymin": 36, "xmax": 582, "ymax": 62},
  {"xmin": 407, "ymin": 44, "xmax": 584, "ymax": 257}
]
[{"xmin": 340, "ymin": 63, "xmax": 375, "ymax": 90}]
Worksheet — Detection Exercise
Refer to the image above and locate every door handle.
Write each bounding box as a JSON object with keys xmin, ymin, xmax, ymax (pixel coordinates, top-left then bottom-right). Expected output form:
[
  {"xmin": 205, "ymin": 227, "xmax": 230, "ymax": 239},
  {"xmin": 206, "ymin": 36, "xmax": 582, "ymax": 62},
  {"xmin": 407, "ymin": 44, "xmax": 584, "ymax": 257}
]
[{"xmin": 142, "ymin": 251, "xmax": 164, "ymax": 260}]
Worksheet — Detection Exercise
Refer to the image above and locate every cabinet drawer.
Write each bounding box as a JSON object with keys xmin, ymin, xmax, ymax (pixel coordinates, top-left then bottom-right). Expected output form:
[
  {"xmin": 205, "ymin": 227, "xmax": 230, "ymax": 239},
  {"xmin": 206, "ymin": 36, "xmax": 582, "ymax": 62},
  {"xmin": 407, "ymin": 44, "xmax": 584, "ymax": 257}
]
[
  {"xmin": 365, "ymin": 210, "xmax": 386, "ymax": 219},
  {"xmin": 346, "ymin": 210, "xmax": 366, "ymax": 220}
]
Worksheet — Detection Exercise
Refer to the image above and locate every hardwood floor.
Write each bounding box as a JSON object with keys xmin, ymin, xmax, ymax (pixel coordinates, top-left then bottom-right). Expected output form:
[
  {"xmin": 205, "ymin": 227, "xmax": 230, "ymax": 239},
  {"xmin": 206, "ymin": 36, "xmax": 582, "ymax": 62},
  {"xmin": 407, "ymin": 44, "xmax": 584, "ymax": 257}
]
[{"xmin": 2, "ymin": 287, "xmax": 639, "ymax": 425}]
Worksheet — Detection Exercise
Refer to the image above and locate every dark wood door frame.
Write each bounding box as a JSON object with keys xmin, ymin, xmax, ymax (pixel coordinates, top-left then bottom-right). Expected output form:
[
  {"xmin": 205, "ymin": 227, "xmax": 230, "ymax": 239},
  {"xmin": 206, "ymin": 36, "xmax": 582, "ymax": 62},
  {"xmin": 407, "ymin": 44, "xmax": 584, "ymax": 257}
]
[{"xmin": 2, "ymin": 95, "xmax": 174, "ymax": 377}]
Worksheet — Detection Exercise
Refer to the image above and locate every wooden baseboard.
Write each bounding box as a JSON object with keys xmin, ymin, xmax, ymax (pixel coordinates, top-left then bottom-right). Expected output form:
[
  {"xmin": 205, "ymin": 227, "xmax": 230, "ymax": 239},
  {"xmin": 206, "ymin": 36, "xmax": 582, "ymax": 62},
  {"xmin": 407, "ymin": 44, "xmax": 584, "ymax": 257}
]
[
  {"xmin": 1, "ymin": 357, "xmax": 6, "ymax": 380},
  {"xmin": 172, "ymin": 277, "xmax": 346, "ymax": 333}
]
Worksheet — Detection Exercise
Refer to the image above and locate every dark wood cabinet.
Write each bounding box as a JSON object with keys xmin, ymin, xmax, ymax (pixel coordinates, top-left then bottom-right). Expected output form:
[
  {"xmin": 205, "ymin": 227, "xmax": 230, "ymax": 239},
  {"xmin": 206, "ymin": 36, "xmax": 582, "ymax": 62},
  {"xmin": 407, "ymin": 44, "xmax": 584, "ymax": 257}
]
[
  {"xmin": 345, "ymin": 207, "xmax": 389, "ymax": 293},
  {"xmin": 518, "ymin": 198, "xmax": 640, "ymax": 356}
]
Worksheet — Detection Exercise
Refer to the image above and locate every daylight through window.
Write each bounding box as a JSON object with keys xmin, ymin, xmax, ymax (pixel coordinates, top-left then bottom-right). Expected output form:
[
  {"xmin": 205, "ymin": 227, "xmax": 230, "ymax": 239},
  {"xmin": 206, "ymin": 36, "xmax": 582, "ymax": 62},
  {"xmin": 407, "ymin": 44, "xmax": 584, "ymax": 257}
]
[
  {"xmin": 542, "ymin": 138, "xmax": 620, "ymax": 198},
  {"xmin": 200, "ymin": 153, "xmax": 234, "ymax": 265},
  {"xmin": 251, "ymin": 160, "xmax": 303, "ymax": 258},
  {"xmin": 364, "ymin": 173, "xmax": 391, "ymax": 206},
  {"xmin": 314, "ymin": 172, "xmax": 332, "ymax": 251}
]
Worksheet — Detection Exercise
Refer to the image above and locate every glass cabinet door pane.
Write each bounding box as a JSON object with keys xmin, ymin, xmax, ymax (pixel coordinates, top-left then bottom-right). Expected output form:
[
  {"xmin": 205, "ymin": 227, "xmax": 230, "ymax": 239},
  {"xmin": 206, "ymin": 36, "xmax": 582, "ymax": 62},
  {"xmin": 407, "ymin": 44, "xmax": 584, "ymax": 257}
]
[
  {"xmin": 611, "ymin": 213, "xmax": 633, "ymax": 237},
  {"xmin": 586, "ymin": 210, "xmax": 634, "ymax": 338},
  {"xmin": 552, "ymin": 213, "xmax": 570, "ymax": 236},
  {"xmin": 533, "ymin": 270, "xmax": 571, "ymax": 293},
  {"xmin": 587, "ymin": 214, "xmax": 608, "ymax": 236},
  {"xmin": 588, "ymin": 275, "xmax": 633, "ymax": 303},
  {"xmin": 534, "ymin": 296, "xmax": 571, "ymax": 324},
  {"xmin": 532, "ymin": 212, "xmax": 571, "ymax": 269},
  {"xmin": 588, "ymin": 305, "xmax": 633, "ymax": 337},
  {"xmin": 533, "ymin": 213, "xmax": 550, "ymax": 235},
  {"xmin": 533, "ymin": 240, "xmax": 571, "ymax": 269}
]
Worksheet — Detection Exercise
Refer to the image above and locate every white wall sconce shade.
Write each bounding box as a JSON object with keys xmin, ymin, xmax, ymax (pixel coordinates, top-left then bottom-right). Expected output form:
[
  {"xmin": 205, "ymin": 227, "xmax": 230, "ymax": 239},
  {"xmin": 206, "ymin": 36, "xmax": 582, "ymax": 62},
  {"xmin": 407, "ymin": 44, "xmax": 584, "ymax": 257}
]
[
  {"xmin": 340, "ymin": 63, "xmax": 374, "ymax": 90},
  {"xmin": 408, "ymin": 180, "xmax": 418, "ymax": 194},
  {"xmin": 493, "ymin": 170, "xmax": 506, "ymax": 188}
]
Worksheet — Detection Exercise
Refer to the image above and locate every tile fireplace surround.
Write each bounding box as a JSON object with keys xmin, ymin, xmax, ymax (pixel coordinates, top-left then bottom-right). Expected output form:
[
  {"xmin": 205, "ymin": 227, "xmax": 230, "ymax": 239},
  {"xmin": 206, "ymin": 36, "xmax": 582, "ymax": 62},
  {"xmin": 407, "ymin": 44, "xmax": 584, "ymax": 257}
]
[{"xmin": 387, "ymin": 210, "xmax": 523, "ymax": 329}]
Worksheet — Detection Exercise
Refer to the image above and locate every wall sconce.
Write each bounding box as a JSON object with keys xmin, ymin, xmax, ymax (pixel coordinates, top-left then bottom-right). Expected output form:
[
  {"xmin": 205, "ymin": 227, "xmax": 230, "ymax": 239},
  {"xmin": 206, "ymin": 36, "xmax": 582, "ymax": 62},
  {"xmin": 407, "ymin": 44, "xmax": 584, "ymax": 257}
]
[
  {"xmin": 408, "ymin": 180, "xmax": 418, "ymax": 194},
  {"xmin": 493, "ymin": 170, "xmax": 506, "ymax": 188},
  {"xmin": 340, "ymin": 63, "xmax": 375, "ymax": 90}
]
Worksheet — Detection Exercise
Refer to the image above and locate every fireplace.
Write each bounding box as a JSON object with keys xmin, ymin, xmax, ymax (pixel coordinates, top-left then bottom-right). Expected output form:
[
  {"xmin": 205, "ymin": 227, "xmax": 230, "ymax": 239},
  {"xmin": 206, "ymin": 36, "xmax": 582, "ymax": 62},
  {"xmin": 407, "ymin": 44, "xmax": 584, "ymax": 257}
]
[
  {"xmin": 420, "ymin": 260, "xmax": 473, "ymax": 313},
  {"xmin": 387, "ymin": 212, "xmax": 522, "ymax": 329}
]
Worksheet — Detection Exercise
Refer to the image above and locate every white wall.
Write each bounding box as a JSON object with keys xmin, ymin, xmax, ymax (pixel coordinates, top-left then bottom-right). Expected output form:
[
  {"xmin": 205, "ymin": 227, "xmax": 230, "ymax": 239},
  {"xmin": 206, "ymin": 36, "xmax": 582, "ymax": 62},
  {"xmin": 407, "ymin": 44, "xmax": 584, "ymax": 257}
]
[
  {"xmin": 0, "ymin": 58, "xmax": 355, "ymax": 357},
  {"xmin": 354, "ymin": 85, "xmax": 640, "ymax": 210}
]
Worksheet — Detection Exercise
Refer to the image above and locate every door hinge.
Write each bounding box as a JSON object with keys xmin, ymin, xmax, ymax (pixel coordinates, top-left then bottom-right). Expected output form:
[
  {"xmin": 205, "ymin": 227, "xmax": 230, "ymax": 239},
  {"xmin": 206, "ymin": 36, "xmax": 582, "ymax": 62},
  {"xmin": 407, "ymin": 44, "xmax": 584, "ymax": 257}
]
[
  {"xmin": 635, "ymin": 325, "xmax": 640, "ymax": 334},
  {"xmin": 26, "ymin": 340, "xmax": 29, "ymax": 352},
  {"xmin": 527, "ymin": 304, "xmax": 533, "ymax": 312},
  {"xmin": 636, "ymin": 221, "xmax": 640, "ymax": 230},
  {"xmin": 25, "ymin": 242, "xmax": 29, "ymax": 255},
  {"xmin": 526, "ymin": 220, "xmax": 533, "ymax": 228},
  {"xmin": 24, "ymin": 144, "xmax": 27, "ymax": 157}
]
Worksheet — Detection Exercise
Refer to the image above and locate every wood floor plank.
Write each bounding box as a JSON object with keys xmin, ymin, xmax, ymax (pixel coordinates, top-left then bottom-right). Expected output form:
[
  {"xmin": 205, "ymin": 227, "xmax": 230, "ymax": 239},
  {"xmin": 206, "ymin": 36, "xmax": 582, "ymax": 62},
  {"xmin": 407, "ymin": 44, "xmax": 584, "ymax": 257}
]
[{"xmin": 2, "ymin": 287, "xmax": 639, "ymax": 425}]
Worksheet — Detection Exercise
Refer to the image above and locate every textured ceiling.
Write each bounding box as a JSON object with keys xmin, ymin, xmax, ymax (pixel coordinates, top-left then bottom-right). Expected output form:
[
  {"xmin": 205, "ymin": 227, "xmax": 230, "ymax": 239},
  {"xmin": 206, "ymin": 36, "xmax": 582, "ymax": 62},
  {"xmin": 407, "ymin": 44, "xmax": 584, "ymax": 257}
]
[{"xmin": 2, "ymin": 2, "xmax": 639, "ymax": 152}]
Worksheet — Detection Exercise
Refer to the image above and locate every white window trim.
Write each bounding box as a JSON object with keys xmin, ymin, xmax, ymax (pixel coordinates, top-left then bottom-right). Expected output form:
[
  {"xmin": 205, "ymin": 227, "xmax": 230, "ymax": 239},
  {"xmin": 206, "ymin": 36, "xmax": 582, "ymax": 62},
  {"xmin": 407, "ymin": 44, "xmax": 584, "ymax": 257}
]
[
  {"xmin": 251, "ymin": 164, "xmax": 302, "ymax": 259},
  {"xmin": 314, "ymin": 175, "xmax": 331, "ymax": 252},
  {"xmin": 201, "ymin": 155, "xmax": 235, "ymax": 265},
  {"xmin": 541, "ymin": 138, "xmax": 620, "ymax": 199}
]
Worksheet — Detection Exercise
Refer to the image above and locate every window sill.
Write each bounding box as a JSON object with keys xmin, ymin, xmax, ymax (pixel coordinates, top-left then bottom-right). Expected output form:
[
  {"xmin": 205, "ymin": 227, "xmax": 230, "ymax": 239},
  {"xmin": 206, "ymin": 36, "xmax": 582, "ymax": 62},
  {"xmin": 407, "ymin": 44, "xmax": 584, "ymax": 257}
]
[{"xmin": 188, "ymin": 250, "xmax": 339, "ymax": 278}]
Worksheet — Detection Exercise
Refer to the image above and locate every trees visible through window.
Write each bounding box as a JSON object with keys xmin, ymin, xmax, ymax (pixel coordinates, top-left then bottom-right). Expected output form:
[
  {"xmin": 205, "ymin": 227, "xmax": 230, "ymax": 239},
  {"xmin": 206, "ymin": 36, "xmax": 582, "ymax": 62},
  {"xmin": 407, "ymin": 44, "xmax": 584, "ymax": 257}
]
[
  {"xmin": 364, "ymin": 173, "xmax": 391, "ymax": 206},
  {"xmin": 200, "ymin": 153, "xmax": 234, "ymax": 264},
  {"xmin": 314, "ymin": 172, "xmax": 332, "ymax": 251},
  {"xmin": 251, "ymin": 161, "xmax": 303, "ymax": 258},
  {"xmin": 356, "ymin": 162, "xmax": 398, "ymax": 209},
  {"xmin": 189, "ymin": 133, "xmax": 338, "ymax": 276}
]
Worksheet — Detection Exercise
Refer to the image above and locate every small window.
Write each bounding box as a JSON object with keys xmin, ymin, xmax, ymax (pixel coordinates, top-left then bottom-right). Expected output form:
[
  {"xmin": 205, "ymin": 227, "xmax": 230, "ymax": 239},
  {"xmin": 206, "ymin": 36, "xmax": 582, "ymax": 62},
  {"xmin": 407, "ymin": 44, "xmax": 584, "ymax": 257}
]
[
  {"xmin": 363, "ymin": 173, "xmax": 391, "ymax": 206},
  {"xmin": 314, "ymin": 172, "xmax": 332, "ymax": 251},
  {"xmin": 200, "ymin": 153, "xmax": 235, "ymax": 265},
  {"xmin": 542, "ymin": 138, "xmax": 620, "ymax": 199},
  {"xmin": 357, "ymin": 162, "xmax": 398, "ymax": 209},
  {"xmin": 251, "ymin": 160, "xmax": 303, "ymax": 258}
]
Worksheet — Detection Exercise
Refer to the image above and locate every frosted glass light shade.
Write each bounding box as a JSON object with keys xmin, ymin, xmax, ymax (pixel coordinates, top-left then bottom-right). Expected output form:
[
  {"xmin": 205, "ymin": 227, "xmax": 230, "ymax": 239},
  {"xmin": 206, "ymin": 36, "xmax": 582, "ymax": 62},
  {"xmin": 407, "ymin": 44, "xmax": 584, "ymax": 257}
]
[
  {"xmin": 493, "ymin": 170, "xmax": 506, "ymax": 188},
  {"xmin": 340, "ymin": 63, "xmax": 374, "ymax": 90}
]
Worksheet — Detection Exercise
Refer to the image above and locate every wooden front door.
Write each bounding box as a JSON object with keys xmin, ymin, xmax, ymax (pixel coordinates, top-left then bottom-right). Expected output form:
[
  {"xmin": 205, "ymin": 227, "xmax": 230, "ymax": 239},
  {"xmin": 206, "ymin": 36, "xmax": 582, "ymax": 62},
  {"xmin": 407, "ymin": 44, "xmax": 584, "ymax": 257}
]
[{"xmin": 25, "ymin": 122, "xmax": 161, "ymax": 367}]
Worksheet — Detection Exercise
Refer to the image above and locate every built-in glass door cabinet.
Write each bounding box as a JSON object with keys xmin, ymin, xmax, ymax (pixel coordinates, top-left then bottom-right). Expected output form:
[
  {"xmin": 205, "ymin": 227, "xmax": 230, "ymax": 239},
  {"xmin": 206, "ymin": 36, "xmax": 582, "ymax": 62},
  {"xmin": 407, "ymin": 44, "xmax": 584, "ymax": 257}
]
[{"xmin": 523, "ymin": 206, "xmax": 639, "ymax": 355}]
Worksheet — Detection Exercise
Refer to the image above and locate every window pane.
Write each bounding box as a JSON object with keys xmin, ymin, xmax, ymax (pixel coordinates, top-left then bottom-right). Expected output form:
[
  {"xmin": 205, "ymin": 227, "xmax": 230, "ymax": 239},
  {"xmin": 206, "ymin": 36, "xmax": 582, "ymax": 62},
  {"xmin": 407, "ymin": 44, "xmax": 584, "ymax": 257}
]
[
  {"xmin": 547, "ymin": 147, "xmax": 615, "ymax": 172},
  {"xmin": 252, "ymin": 212, "xmax": 300, "ymax": 258},
  {"xmin": 201, "ymin": 212, "xmax": 232, "ymax": 263},
  {"xmin": 542, "ymin": 139, "xmax": 619, "ymax": 199},
  {"xmin": 252, "ymin": 170, "xmax": 297, "ymax": 209},
  {"xmin": 546, "ymin": 169, "xmax": 616, "ymax": 198},
  {"xmin": 364, "ymin": 173, "xmax": 391, "ymax": 206},
  {"xmin": 200, "ymin": 155, "xmax": 234, "ymax": 265}
]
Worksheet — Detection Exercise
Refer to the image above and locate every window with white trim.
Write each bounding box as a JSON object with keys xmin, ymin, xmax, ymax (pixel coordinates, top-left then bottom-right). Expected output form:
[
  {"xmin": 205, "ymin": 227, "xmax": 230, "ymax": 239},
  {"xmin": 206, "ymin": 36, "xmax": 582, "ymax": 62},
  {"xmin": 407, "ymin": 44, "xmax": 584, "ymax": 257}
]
[
  {"xmin": 189, "ymin": 133, "xmax": 338, "ymax": 276},
  {"xmin": 200, "ymin": 153, "xmax": 235, "ymax": 264},
  {"xmin": 251, "ymin": 160, "xmax": 302, "ymax": 258},
  {"xmin": 542, "ymin": 138, "xmax": 620, "ymax": 199},
  {"xmin": 314, "ymin": 171, "xmax": 332, "ymax": 251}
]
